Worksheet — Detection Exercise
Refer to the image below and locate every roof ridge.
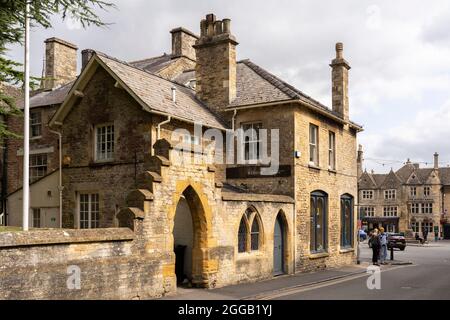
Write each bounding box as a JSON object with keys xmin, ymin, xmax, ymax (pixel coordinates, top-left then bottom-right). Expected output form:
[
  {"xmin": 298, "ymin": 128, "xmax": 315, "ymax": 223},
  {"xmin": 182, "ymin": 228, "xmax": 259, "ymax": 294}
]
[
  {"xmin": 96, "ymin": 52, "xmax": 228, "ymax": 129},
  {"xmin": 128, "ymin": 53, "xmax": 171, "ymax": 64},
  {"xmin": 240, "ymin": 59, "xmax": 351, "ymax": 122}
]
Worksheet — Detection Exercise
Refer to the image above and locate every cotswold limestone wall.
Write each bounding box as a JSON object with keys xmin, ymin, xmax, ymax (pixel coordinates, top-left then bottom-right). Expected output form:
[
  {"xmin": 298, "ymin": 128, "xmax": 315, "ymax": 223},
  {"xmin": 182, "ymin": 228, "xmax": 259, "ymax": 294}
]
[
  {"xmin": 0, "ymin": 228, "xmax": 170, "ymax": 300},
  {"xmin": 119, "ymin": 138, "xmax": 295, "ymax": 291},
  {"xmin": 294, "ymin": 107, "xmax": 357, "ymax": 271}
]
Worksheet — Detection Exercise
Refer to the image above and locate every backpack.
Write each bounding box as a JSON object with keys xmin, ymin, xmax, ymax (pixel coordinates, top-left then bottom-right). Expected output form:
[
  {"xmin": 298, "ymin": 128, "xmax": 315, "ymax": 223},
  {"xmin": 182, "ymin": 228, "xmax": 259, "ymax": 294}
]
[{"xmin": 370, "ymin": 235, "xmax": 381, "ymax": 247}]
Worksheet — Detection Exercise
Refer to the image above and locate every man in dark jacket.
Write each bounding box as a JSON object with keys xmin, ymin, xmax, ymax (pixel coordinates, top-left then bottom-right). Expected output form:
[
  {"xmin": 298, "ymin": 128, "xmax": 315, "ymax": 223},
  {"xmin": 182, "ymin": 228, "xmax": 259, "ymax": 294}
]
[{"xmin": 370, "ymin": 229, "xmax": 381, "ymax": 266}]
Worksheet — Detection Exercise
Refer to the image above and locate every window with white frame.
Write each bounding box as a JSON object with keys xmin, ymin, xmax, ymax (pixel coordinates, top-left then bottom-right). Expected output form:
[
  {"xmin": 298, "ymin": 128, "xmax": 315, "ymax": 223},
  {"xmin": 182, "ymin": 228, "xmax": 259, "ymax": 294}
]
[
  {"xmin": 361, "ymin": 190, "xmax": 374, "ymax": 200},
  {"xmin": 421, "ymin": 203, "xmax": 433, "ymax": 214},
  {"xmin": 95, "ymin": 124, "xmax": 114, "ymax": 161},
  {"xmin": 410, "ymin": 203, "xmax": 420, "ymax": 214},
  {"xmin": 30, "ymin": 154, "xmax": 47, "ymax": 182},
  {"xmin": 309, "ymin": 124, "xmax": 319, "ymax": 166},
  {"xmin": 411, "ymin": 222, "xmax": 419, "ymax": 232},
  {"xmin": 79, "ymin": 193, "xmax": 100, "ymax": 229},
  {"xmin": 361, "ymin": 206, "xmax": 375, "ymax": 217},
  {"xmin": 242, "ymin": 122, "xmax": 262, "ymax": 162},
  {"xmin": 32, "ymin": 208, "xmax": 41, "ymax": 228},
  {"xmin": 410, "ymin": 187, "xmax": 417, "ymax": 197},
  {"xmin": 384, "ymin": 189, "xmax": 396, "ymax": 200},
  {"xmin": 30, "ymin": 111, "xmax": 42, "ymax": 138},
  {"xmin": 424, "ymin": 186, "xmax": 431, "ymax": 197},
  {"xmin": 383, "ymin": 206, "xmax": 398, "ymax": 217},
  {"xmin": 328, "ymin": 131, "xmax": 336, "ymax": 170}
]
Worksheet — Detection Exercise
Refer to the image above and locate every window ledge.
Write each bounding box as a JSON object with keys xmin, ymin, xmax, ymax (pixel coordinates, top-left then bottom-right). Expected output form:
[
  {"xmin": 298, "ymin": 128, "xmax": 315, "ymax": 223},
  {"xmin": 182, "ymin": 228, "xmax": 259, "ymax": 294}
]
[
  {"xmin": 340, "ymin": 248, "xmax": 355, "ymax": 254},
  {"xmin": 308, "ymin": 164, "xmax": 321, "ymax": 171},
  {"xmin": 89, "ymin": 160, "xmax": 115, "ymax": 167},
  {"xmin": 30, "ymin": 136, "xmax": 42, "ymax": 141},
  {"xmin": 309, "ymin": 252, "xmax": 329, "ymax": 260},
  {"xmin": 328, "ymin": 169, "xmax": 337, "ymax": 174}
]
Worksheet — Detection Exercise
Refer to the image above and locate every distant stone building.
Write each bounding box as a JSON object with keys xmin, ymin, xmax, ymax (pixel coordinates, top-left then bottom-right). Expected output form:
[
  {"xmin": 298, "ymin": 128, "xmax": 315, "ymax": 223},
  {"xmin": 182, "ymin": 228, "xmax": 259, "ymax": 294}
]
[
  {"xmin": 358, "ymin": 148, "xmax": 450, "ymax": 239},
  {"xmin": 2, "ymin": 13, "xmax": 363, "ymax": 298}
]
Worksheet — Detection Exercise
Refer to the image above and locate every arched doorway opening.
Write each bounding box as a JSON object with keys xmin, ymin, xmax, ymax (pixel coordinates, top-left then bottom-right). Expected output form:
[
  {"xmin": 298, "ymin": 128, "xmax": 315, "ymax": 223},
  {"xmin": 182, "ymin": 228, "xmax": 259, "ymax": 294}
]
[
  {"xmin": 173, "ymin": 196, "xmax": 193, "ymax": 286},
  {"xmin": 172, "ymin": 185, "xmax": 210, "ymax": 287},
  {"xmin": 273, "ymin": 211, "xmax": 288, "ymax": 276}
]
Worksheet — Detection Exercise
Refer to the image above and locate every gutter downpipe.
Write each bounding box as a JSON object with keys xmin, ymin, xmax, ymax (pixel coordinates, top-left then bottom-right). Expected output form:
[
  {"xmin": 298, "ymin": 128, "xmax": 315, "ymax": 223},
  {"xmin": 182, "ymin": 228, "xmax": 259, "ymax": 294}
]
[
  {"xmin": 157, "ymin": 116, "xmax": 172, "ymax": 140},
  {"xmin": 49, "ymin": 128, "xmax": 63, "ymax": 228}
]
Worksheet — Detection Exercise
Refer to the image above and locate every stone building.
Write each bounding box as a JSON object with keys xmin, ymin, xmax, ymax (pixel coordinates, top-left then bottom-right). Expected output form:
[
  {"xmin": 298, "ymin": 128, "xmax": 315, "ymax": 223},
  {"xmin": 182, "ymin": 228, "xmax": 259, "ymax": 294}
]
[
  {"xmin": 2, "ymin": 14, "xmax": 363, "ymax": 297},
  {"xmin": 358, "ymin": 148, "xmax": 450, "ymax": 239}
]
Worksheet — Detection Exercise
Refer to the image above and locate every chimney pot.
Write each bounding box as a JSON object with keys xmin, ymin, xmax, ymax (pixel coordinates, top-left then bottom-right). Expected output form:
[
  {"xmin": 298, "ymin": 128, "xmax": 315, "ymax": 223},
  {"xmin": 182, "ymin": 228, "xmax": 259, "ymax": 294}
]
[
  {"xmin": 206, "ymin": 14, "xmax": 216, "ymax": 23},
  {"xmin": 222, "ymin": 19, "xmax": 231, "ymax": 33},
  {"xmin": 81, "ymin": 49, "xmax": 95, "ymax": 70},
  {"xmin": 434, "ymin": 152, "xmax": 439, "ymax": 169},
  {"xmin": 214, "ymin": 21, "xmax": 223, "ymax": 35},
  {"xmin": 336, "ymin": 42, "xmax": 344, "ymax": 59}
]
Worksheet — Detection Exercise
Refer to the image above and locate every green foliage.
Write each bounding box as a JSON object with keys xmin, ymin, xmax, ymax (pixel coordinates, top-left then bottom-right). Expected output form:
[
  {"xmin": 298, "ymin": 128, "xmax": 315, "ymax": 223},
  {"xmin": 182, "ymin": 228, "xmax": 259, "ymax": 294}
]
[{"xmin": 0, "ymin": 0, "xmax": 115, "ymax": 139}]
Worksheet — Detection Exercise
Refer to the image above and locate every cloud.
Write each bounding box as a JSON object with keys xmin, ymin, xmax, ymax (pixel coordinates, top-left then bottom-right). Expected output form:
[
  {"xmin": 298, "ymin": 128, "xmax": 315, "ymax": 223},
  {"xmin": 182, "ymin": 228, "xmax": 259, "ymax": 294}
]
[{"xmin": 5, "ymin": 0, "xmax": 450, "ymax": 174}]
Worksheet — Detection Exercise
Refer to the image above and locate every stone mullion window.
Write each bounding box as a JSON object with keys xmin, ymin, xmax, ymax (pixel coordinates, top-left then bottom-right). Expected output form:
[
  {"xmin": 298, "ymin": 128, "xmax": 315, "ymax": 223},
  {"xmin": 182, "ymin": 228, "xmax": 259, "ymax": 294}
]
[
  {"xmin": 242, "ymin": 122, "xmax": 262, "ymax": 162},
  {"xmin": 361, "ymin": 206, "xmax": 375, "ymax": 217},
  {"xmin": 410, "ymin": 203, "xmax": 420, "ymax": 214},
  {"xmin": 424, "ymin": 186, "xmax": 431, "ymax": 197},
  {"xmin": 384, "ymin": 189, "xmax": 396, "ymax": 200},
  {"xmin": 237, "ymin": 208, "xmax": 262, "ymax": 253},
  {"xmin": 421, "ymin": 203, "xmax": 433, "ymax": 214},
  {"xmin": 383, "ymin": 206, "xmax": 398, "ymax": 217},
  {"xmin": 362, "ymin": 190, "xmax": 374, "ymax": 200}
]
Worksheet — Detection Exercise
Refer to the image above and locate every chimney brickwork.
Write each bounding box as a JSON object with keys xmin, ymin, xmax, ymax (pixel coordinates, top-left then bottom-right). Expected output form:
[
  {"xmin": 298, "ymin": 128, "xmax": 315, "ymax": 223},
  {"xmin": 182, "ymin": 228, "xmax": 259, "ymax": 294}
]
[
  {"xmin": 330, "ymin": 42, "xmax": 350, "ymax": 122},
  {"xmin": 43, "ymin": 38, "xmax": 78, "ymax": 90},
  {"xmin": 194, "ymin": 14, "xmax": 238, "ymax": 114},
  {"xmin": 170, "ymin": 27, "xmax": 198, "ymax": 61}
]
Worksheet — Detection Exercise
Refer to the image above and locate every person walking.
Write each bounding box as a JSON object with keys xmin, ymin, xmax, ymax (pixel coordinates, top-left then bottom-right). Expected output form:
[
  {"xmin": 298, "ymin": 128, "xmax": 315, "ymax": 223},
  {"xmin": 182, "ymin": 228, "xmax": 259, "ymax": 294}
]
[
  {"xmin": 379, "ymin": 227, "xmax": 388, "ymax": 265},
  {"xmin": 423, "ymin": 228, "xmax": 428, "ymax": 243},
  {"xmin": 370, "ymin": 228, "xmax": 381, "ymax": 266}
]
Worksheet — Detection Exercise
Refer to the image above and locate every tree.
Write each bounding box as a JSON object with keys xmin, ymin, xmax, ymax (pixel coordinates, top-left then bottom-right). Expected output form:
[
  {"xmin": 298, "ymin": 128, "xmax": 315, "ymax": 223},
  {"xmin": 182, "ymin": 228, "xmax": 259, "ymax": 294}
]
[{"xmin": 0, "ymin": 0, "xmax": 115, "ymax": 138}]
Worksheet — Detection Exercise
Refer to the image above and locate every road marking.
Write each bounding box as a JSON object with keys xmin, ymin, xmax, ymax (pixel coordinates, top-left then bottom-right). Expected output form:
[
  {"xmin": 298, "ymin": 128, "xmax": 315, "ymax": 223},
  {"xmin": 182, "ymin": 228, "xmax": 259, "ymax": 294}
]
[{"xmin": 251, "ymin": 264, "xmax": 416, "ymax": 300}]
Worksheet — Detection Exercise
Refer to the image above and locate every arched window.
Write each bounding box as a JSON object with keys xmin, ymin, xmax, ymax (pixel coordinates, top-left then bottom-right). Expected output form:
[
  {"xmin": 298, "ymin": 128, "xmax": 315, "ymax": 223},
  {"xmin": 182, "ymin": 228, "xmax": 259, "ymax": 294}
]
[
  {"xmin": 237, "ymin": 207, "xmax": 263, "ymax": 253},
  {"xmin": 238, "ymin": 217, "xmax": 248, "ymax": 253},
  {"xmin": 251, "ymin": 218, "xmax": 260, "ymax": 251},
  {"xmin": 310, "ymin": 191, "xmax": 328, "ymax": 253},
  {"xmin": 341, "ymin": 194, "xmax": 354, "ymax": 248}
]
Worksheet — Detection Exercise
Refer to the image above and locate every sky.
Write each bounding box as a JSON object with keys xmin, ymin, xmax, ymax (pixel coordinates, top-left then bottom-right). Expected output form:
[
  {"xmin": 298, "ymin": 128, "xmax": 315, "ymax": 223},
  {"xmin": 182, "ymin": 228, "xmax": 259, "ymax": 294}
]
[{"xmin": 5, "ymin": 0, "xmax": 450, "ymax": 173}]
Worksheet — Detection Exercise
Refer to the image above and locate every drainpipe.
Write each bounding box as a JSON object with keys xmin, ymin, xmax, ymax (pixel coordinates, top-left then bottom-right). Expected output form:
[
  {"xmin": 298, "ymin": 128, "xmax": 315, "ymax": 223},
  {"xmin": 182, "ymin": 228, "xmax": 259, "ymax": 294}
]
[
  {"xmin": 49, "ymin": 128, "xmax": 63, "ymax": 228},
  {"xmin": 231, "ymin": 109, "xmax": 237, "ymax": 132},
  {"xmin": 157, "ymin": 116, "xmax": 172, "ymax": 140}
]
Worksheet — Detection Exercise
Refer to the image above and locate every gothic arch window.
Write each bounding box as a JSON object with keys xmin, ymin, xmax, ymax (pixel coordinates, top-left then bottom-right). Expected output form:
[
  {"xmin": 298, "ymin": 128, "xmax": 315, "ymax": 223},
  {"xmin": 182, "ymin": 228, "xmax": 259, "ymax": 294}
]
[
  {"xmin": 238, "ymin": 217, "xmax": 248, "ymax": 253},
  {"xmin": 237, "ymin": 207, "xmax": 263, "ymax": 253}
]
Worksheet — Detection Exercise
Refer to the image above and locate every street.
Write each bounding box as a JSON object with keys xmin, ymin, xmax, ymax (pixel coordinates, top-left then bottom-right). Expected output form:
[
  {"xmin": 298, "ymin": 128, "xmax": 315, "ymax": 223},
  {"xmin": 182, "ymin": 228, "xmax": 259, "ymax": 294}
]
[
  {"xmin": 163, "ymin": 240, "xmax": 450, "ymax": 300},
  {"xmin": 272, "ymin": 240, "xmax": 450, "ymax": 300}
]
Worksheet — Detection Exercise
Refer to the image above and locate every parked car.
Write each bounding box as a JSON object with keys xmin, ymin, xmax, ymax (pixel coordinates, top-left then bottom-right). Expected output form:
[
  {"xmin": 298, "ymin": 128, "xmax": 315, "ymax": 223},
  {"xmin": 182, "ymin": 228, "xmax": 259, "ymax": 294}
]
[
  {"xmin": 358, "ymin": 229, "xmax": 367, "ymax": 241},
  {"xmin": 387, "ymin": 233, "xmax": 406, "ymax": 251}
]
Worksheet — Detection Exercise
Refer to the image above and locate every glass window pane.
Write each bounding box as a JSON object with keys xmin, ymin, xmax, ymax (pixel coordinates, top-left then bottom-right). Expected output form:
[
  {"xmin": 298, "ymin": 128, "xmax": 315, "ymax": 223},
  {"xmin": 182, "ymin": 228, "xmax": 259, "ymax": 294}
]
[{"xmin": 238, "ymin": 218, "xmax": 247, "ymax": 253}]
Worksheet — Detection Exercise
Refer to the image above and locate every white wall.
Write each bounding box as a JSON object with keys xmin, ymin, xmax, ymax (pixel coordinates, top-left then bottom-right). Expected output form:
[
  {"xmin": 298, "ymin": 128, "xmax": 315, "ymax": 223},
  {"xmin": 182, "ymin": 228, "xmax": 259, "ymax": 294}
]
[{"xmin": 7, "ymin": 170, "xmax": 60, "ymax": 228}]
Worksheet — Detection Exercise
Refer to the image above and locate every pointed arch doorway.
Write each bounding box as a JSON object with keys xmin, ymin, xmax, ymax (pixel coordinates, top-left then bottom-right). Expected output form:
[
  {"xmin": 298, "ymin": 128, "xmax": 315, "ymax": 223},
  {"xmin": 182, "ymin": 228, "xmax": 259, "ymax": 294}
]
[
  {"xmin": 273, "ymin": 212, "xmax": 288, "ymax": 276},
  {"xmin": 172, "ymin": 184, "xmax": 213, "ymax": 287}
]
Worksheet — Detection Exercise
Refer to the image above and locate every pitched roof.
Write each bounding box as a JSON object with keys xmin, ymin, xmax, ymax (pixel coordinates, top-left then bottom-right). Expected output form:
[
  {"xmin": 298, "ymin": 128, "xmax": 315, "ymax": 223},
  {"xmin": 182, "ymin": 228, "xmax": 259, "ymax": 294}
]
[
  {"xmin": 358, "ymin": 171, "xmax": 377, "ymax": 189},
  {"xmin": 51, "ymin": 52, "xmax": 227, "ymax": 130},
  {"xmin": 439, "ymin": 168, "xmax": 450, "ymax": 185},
  {"xmin": 173, "ymin": 60, "xmax": 363, "ymax": 130},
  {"xmin": 129, "ymin": 53, "xmax": 175, "ymax": 74}
]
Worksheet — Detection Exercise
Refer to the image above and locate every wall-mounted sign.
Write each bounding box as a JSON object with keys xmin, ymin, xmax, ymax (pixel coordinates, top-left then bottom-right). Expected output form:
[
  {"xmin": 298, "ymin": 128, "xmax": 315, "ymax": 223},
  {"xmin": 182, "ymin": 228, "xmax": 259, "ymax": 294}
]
[{"xmin": 226, "ymin": 165, "xmax": 292, "ymax": 179}]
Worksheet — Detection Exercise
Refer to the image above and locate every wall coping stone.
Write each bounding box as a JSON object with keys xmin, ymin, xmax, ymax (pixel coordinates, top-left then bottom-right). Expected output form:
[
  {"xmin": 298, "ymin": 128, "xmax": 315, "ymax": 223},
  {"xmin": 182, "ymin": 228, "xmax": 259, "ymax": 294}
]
[
  {"xmin": 222, "ymin": 191, "xmax": 294, "ymax": 204},
  {"xmin": 0, "ymin": 228, "xmax": 134, "ymax": 249}
]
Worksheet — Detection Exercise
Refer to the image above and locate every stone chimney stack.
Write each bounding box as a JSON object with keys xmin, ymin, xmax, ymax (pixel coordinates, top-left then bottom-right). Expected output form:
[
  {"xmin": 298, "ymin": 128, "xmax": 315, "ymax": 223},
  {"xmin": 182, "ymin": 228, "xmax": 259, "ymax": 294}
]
[
  {"xmin": 43, "ymin": 38, "xmax": 78, "ymax": 90},
  {"xmin": 194, "ymin": 14, "xmax": 238, "ymax": 113},
  {"xmin": 170, "ymin": 27, "xmax": 198, "ymax": 61},
  {"xmin": 330, "ymin": 42, "xmax": 351, "ymax": 122},
  {"xmin": 434, "ymin": 152, "xmax": 439, "ymax": 169},
  {"xmin": 357, "ymin": 144, "xmax": 363, "ymax": 178}
]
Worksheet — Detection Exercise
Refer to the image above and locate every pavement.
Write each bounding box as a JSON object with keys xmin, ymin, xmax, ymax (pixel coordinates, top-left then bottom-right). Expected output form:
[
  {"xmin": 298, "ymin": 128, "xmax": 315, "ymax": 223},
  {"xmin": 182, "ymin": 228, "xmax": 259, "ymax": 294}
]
[{"xmin": 160, "ymin": 239, "xmax": 440, "ymax": 300}]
